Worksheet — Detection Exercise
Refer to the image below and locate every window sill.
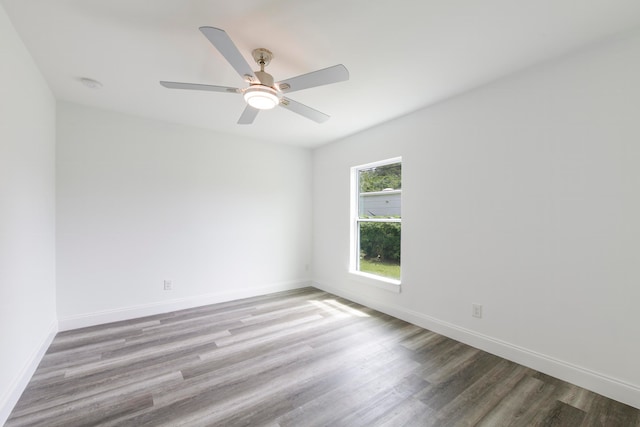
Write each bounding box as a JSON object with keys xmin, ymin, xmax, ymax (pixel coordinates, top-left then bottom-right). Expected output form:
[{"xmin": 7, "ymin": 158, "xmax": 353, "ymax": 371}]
[{"xmin": 349, "ymin": 270, "xmax": 402, "ymax": 293}]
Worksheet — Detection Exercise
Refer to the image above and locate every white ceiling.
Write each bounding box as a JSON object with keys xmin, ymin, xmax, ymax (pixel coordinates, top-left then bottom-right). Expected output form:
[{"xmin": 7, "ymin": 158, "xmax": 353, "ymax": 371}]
[{"xmin": 4, "ymin": 0, "xmax": 640, "ymax": 147}]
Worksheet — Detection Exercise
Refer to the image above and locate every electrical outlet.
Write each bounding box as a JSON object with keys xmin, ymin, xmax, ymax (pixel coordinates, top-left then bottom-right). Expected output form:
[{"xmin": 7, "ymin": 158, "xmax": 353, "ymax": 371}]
[
  {"xmin": 472, "ymin": 303, "xmax": 483, "ymax": 318},
  {"xmin": 163, "ymin": 280, "xmax": 172, "ymax": 291}
]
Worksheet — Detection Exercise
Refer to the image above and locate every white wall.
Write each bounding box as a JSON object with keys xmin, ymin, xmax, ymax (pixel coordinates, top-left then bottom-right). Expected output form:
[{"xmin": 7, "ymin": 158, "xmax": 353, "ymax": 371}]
[
  {"xmin": 0, "ymin": 5, "xmax": 58, "ymax": 424},
  {"xmin": 312, "ymin": 30, "xmax": 640, "ymax": 408},
  {"xmin": 56, "ymin": 103, "xmax": 312, "ymax": 328}
]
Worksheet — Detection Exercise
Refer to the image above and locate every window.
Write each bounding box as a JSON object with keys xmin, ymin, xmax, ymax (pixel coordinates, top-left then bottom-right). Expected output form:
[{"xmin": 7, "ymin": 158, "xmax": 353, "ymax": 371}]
[{"xmin": 350, "ymin": 158, "xmax": 401, "ymax": 283}]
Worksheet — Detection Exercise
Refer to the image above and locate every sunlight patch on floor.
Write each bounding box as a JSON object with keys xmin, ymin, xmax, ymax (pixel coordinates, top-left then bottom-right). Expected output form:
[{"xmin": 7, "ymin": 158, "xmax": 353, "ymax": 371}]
[{"xmin": 308, "ymin": 299, "xmax": 369, "ymax": 318}]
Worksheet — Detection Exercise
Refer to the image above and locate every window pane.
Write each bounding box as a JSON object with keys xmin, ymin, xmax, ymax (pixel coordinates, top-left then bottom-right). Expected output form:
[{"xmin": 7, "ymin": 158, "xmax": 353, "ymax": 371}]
[
  {"xmin": 358, "ymin": 221, "xmax": 401, "ymax": 279},
  {"xmin": 358, "ymin": 162, "xmax": 401, "ymax": 218},
  {"xmin": 358, "ymin": 163, "xmax": 401, "ymax": 193},
  {"xmin": 358, "ymin": 190, "xmax": 402, "ymax": 218}
]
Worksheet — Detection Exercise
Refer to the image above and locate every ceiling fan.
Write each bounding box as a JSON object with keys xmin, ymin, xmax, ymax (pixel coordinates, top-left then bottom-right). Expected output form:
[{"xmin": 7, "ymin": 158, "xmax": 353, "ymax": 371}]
[{"xmin": 160, "ymin": 27, "xmax": 349, "ymax": 124}]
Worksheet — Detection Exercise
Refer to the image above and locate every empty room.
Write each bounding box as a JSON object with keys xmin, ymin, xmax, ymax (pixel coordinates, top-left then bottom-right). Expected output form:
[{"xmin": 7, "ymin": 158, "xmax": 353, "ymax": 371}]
[{"xmin": 1, "ymin": 1, "xmax": 640, "ymax": 425}]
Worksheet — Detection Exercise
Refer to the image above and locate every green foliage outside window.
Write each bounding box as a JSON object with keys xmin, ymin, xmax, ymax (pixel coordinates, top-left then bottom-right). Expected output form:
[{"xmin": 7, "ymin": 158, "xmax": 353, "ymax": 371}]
[
  {"xmin": 359, "ymin": 222, "xmax": 401, "ymax": 262},
  {"xmin": 359, "ymin": 163, "xmax": 402, "ymax": 192}
]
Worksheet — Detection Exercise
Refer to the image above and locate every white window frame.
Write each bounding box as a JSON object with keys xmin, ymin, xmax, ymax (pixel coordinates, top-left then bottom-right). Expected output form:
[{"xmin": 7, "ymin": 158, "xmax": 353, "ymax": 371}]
[{"xmin": 349, "ymin": 157, "xmax": 402, "ymax": 292}]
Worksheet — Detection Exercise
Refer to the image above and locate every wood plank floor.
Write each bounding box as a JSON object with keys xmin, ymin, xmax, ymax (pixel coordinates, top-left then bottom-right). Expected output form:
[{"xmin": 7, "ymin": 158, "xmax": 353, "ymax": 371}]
[{"xmin": 7, "ymin": 287, "xmax": 640, "ymax": 426}]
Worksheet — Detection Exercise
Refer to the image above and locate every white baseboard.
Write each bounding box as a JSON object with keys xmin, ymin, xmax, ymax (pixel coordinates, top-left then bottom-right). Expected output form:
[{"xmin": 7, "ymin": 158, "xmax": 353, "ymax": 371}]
[
  {"xmin": 312, "ymin": 281, "xmax": 640, "ymax": 410},
  {"xmin": 0, "ymin": 320, "xmax": 58, "ymax": 426},
  {"xmin": 58, "ymin": 280, "xmax": 312, "ymax": 331}
]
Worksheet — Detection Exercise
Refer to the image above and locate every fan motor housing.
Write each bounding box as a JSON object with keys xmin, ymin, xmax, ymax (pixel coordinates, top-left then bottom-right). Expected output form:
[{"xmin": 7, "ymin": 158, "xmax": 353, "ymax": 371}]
[{"xmin": 254, "ymin": 70, "xmax": 275, "ymax": 88}]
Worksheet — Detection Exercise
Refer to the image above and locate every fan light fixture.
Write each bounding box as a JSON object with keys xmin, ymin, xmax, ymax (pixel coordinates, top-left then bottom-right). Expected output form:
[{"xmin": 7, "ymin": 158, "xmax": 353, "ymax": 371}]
[
  {"xmin": 243, "ymin": 85, "xmax": 279, "ymax": 110},
  {"xmin": 159, "ymin": 27, "xmax": 350, "ymax": 124}
]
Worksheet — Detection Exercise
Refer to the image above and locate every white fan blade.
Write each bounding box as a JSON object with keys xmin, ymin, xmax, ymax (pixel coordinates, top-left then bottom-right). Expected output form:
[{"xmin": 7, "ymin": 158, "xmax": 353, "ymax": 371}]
[
  {"xmin": 276, "ymin": 64, "xmax": 349, "ymax": 94},
  {"xmin": 280, "ymin": 97, "xmax": 330, "ymax": 123},
  {"xmin": 160, "ymin": 81, "xmax": 240, "ymax": 93},
  {"xmin": 238, "ymin": 105, "xmax": 259, "ymax": 124},
  {"xmin": 199, "ymin": 27, "xmax": 256, "ymax": 82}
]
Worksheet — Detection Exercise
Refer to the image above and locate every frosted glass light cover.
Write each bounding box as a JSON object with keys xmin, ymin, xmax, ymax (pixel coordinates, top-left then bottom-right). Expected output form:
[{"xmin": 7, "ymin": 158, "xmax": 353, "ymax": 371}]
[{"xmin": 243, "ymin": 86, "xmax": 279, "ymax": 110}]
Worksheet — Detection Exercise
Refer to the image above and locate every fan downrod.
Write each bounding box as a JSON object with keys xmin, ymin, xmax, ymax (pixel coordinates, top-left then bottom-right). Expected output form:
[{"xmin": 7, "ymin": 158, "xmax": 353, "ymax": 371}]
[{"xmin": 252, "ymin": 48, "xmax": 273, "ymax": 70}]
